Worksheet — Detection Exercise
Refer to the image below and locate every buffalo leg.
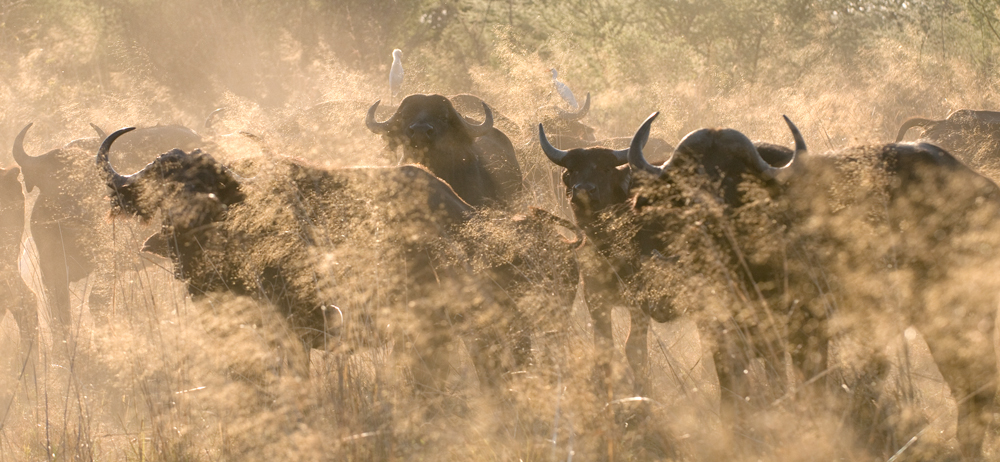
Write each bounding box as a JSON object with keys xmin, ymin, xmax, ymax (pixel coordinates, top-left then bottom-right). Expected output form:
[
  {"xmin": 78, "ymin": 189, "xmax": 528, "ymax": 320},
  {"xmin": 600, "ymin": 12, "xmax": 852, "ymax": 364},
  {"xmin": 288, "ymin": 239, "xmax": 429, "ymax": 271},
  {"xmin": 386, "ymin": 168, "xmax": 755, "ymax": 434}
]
[
  {"xmin": 583, "ymin": 290, "xmax": 618, "ymax": 462},
  {"xmin": 404, "ymin": 333, "xmax": 453, "ymax": 399},
  {"xmin": 585, "ymin": 292, "xmax": 615, "ymax": 392},
  {"xmin": 625, "ymin": 306, "xmax": 649, "ymax": 395},
  {"xmin": 711, "ymin": 322, "xmax": 755, "ymax": 432},
  {"xmin": 508, "ymin": 308, "xmax": 534, "ymax": 368},
  {"xmin": 40, "ymin": 271, "xmax": 72, "ymax": 338},
  {"xmin": 3, "ymin": 277, "xmax": 38, "ymax": 378},
  {"xmin": 34, "ymin": 230, "xmax": 75, "ymax": 342},
  {"xmin": 935, "ymin": 358, "xmax": 996, "ymax": 460},
  {"xmin": 463, "ymin": 329, "xmax": 506, "ymax": 391},
  {"xmin": 919, "ymin": 309, "xmax": 997, "ymax": 461},
  {"xmin": 956, "ymin": 387, "xmax": 996, "ymax": 461}
]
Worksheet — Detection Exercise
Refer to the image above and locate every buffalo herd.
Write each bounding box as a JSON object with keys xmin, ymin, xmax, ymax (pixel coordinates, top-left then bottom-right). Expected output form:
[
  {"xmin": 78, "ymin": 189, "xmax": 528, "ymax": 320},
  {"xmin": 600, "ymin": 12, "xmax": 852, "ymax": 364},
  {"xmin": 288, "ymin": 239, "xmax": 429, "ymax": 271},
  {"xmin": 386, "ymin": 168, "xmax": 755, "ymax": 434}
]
[{"xmin": 6, "ymin": 95, "xmax": 1000, "ymax": 460}]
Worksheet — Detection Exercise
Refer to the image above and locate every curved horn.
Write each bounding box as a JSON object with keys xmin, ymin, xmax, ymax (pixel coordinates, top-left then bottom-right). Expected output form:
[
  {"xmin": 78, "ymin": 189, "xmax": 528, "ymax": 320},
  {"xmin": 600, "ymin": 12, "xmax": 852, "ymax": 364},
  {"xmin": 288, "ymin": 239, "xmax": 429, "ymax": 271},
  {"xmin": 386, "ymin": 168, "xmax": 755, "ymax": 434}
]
[
  {"xmin": 539, "ymin": 124, "xmax": 569, "ymax": 166},
  {"xmin": 754, "ymin": 115, "xmax": 803, "ymax": 182},
  {"xmin": 895, "ymin": 117, "xmax": 936, "ymax": 142},
  {"xmin": 627, "ymin": 112, "xmax": 663, "ymax": 176},
  {"xmin": 784, "ymin": 115, "xmax": 807, "ymax": 161},
  {"xmin": 96, "ymin": 127, "xmax": 137, "ymax": 189},
  {"xmin": 12, "ymin": 123, "xmax": 43, "ymax": 169},
  {"xmin": 204, "ymin": 108, "xmax": 225, "ymax": 130},
  {"xmin": 462, "ymin": 102, "xmax": 494, "ymax": 138},
  {"xmin": 237, "ymin": 131, "xmax": 273, "ymax": 157},
  {"xmin": 558, "ymin": 92, "xmax": 591, "ymax": 121},
  {"xmin": 89, "ymin": 123, "xmax": 107, "ymax": 139},
  {"xmin": 365, "ymin": 100, "xmax": 391, "ymax": 134}
]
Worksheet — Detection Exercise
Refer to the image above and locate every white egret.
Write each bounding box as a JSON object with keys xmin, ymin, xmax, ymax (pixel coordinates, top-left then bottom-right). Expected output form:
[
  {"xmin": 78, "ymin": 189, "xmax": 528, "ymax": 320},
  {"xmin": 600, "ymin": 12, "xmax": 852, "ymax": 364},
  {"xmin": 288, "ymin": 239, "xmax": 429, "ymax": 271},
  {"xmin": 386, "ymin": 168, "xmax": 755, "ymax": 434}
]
[
  {"xmin": 551, "ymin": 68, "xmax": 578, "ymax": 111},
  {"xmin": 390, "ymin": 49, "xmax": 404, "ymax": 105}
]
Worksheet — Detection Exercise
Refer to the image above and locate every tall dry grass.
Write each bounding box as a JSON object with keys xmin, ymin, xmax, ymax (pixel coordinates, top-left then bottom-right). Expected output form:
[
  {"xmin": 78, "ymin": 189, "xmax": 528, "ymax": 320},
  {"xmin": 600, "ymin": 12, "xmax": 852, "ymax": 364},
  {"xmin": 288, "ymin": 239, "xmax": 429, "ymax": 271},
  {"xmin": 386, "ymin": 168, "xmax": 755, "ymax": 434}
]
[{"xmin": 3, "ymin": 1, "xmax": 1000, "ymax": 460}]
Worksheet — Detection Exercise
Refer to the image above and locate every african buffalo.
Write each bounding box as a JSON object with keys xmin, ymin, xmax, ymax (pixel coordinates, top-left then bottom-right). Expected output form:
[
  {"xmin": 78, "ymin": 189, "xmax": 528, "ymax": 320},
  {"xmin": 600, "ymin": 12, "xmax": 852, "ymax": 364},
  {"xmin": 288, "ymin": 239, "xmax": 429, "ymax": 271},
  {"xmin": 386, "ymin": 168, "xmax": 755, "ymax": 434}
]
[
  {"xmin": 12, "ymin": 123, "xmax": 212, "ymax": 336},
  {"xmin": 366, "ymin": 94, "xmax": 522, "ymax": 208},
  {"xmin": 776, "ymin": 139, "xmax": 1000, "ymax": 460},
  {"xmin": 896, "ymin": 109, "xmax": 1000, "ymax": 169},
  {"xmin": 540, "ymin": 112, "xmax": 808, "ymax": 402},
  {"xmin": 0, "ymin": 166, "xmax": 37, "ymax": 374},
  {"xmin": 13, "ymin": 124, "xmax": 113, "ymax": 333},
  {"xmin": 625, "ymin": 113, "xmax": 824, "ymax": 417},
  {"xmin": 95, "ymin": 127, "xmax": 560, "ymax": 392},
  {"xmin": 632, "ymin": 113, "xmax": 1000, "ymax": 458},
  {"xmin": 896, "ymin": 109, "xmax": 1000, "ymax": 143},
  {"xmin": 539, "ymin": 121, "xmax": 650, "ymax": 395}
]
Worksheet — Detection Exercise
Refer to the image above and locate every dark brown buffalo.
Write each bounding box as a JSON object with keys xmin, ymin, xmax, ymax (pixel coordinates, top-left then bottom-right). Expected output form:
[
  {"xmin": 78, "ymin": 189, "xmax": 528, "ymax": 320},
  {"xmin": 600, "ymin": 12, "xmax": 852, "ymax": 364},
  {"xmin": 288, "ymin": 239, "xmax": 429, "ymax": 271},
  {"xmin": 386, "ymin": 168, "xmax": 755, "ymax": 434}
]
[
  {"xmin": 540, "ymin": 113, "xmax": 806, "ymax": 400},
  {"xmin": 13, "ymin": 124, "xmax": 111, "ymax": 331},
  {"xmin": 896, "ymin": 109, "xmax": 1000, "ymax": 142},
  {"xmin": 0, "ymin": 166, "xmax": 38, "ymax": 374},
  {"xmin": 539, "ymin": 121, "xmax": 649, "ymax": 394},
  {"xmin": 12, "ymin": 123, "xmax": 210, "ymax": 333},
  {"xmin": 95, "ymin": 127, "xmax": 564, "ymax": 392},
  {"xmin": 778, "ymin": 140, "xmax": 1000, "ymax": 460},
  {"xmin": 895, "ymin": 109, "xmax": 1000, "ymax": 169},
  {"xmin": 626, "ymin": 114, "xmax": 822, "ymax": 422},
  {"xmin": 366, "ymin": 94, "xmax": 522, "ymax": 208},
  {"xmin": 634, "ymin": 114, "xmax": 1000, "ymax": 458}
]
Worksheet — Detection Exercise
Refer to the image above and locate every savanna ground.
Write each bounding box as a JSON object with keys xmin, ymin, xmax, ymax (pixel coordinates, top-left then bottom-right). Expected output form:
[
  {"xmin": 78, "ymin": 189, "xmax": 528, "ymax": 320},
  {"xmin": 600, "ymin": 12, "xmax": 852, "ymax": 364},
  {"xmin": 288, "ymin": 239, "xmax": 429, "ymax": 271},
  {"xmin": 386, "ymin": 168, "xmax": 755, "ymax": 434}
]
[{"xmin": 3, "ymin": 0, "xmax": 1000, "ymax": 460}]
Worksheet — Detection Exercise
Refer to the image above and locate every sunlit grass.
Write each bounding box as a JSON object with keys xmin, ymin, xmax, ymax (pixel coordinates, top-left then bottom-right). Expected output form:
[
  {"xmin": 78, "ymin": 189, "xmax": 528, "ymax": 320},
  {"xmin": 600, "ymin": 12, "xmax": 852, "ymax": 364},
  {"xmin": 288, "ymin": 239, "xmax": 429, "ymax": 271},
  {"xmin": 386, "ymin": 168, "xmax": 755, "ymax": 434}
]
[{"xmin": 4, "ymin": 2, "xmax": 1000, "ymax": 461}]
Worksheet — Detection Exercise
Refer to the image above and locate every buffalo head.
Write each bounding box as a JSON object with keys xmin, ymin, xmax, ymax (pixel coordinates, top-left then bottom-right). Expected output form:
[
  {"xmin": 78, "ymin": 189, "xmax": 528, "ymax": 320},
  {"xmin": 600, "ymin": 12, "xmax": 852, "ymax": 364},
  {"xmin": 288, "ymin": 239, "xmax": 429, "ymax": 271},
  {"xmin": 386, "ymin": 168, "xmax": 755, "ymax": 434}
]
[
  {"xmin": 896, "ymin": 109, "xmax": 1000, "ymax": 143},
  {"xmin": 628, "ymin": 113, "xmax": 803, "ymax": 207},
  {"xmin": 366, "ymin": 94, "xmax": 522, "ymax": 208},
  {"xmin": 12, "ymin": 123, "xmax": 91, "ymax": 194},
  {"xmin": 96, "ymin": 127, "xmax": 244, "ymax": 225},
  {"xmin": 366, "ymin": 94, "xmax": 493, "ymax": 155},
  {"xmin": 89, "ymin": 123, "xmax": 205, "ymax": 174},
  {"xmin": 539, "ymin": 122, "xmax": 632, "ymax": 227}
]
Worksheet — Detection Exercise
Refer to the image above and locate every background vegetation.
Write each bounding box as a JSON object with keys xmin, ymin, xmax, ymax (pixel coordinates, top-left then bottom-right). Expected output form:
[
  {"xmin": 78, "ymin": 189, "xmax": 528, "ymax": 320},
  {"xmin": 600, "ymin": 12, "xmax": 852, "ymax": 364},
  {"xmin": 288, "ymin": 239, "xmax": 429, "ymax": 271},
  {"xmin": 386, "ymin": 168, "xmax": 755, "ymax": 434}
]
[{"xmin": 3, "ymin": 0, "xmax": 1000, "ymax": 460}]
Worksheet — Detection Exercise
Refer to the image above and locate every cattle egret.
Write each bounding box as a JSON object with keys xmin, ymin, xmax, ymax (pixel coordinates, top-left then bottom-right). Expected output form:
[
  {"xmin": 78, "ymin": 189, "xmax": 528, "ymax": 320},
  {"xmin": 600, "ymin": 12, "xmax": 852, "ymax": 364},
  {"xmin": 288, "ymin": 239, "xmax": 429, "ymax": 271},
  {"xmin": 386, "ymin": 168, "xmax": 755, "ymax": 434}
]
[
  {"xmin": 390, "ymin": 49, "xmax": 404, "ymax": 104},
  {"xmin": 551, "ymin": 68, "xmax": 579, "ymax": 111}
]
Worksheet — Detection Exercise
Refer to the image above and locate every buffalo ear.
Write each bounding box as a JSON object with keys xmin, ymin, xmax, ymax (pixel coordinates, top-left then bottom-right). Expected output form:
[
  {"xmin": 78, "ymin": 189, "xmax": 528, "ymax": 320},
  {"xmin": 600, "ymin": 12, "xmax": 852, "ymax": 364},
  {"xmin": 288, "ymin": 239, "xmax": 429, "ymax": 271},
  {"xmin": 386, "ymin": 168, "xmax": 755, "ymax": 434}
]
[{"xmin": 141, "ymin": 232, "xmax": 172, "ymax": 259}]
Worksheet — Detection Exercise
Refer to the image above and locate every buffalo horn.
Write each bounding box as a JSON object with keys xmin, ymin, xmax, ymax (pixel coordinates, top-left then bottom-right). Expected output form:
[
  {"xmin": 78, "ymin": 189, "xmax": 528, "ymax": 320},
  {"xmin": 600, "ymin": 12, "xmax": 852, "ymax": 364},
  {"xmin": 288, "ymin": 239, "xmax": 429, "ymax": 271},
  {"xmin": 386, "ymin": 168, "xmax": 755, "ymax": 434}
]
[
  {"xmin": 627, "ymin": 112, "xmax": 663, "ymax": 176},
  {"xmin": 96, "ymin": 127, "xmax": 137, "ymax": 189},
  {"xmin": 539, "ymin": 124, "xmax": 569, "ymax": 166},
  {"xmin": 89, "ymin": 123, "xmax": 107, "ymax": 139},
  {"xmin": 755, "ymin": 115, "xmax": 803, "ymax": 182},
  {"xmin": 895, "ymin": 117, "xmax": 936, "ymax": 142},
  {"xmin": 558, "ymin": 92, "xmax": 591, "ymax": 121},
  {"xmin": 461, "ymin": 102, "xmax": 494, "ymax": 138},
  {"xmin": 204, "ymin": 108, "xmax": 225, "ymax": 130},
  {"xmin": 12, "ymin": 123, "xmax": 42, "ymax": 170},
  {"xmin": 365, "ymin": 100, "xmax": 391, "ymax": 134}
]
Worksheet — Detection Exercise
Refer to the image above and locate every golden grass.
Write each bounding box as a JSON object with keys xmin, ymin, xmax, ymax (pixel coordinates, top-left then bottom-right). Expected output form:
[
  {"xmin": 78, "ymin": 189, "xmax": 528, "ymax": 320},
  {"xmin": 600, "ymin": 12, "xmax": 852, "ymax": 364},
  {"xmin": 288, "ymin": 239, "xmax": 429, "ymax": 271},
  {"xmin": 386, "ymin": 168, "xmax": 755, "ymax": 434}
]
[{"xmin": 4, "ymin": 4, "xmax": 1000, "ymax": 460}]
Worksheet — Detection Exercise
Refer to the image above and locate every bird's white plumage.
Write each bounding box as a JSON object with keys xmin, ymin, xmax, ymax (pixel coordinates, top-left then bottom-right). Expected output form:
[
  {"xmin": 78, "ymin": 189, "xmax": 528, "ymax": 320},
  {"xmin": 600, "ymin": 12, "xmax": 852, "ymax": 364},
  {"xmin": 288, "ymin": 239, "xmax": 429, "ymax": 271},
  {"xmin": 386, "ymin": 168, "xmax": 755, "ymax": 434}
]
[
  {"xmin": 390, "ymin": 49, "xmax": 404, "ymax": 102},
  {"xmin": 551, "ymin": 68, "xmax": 578, "ymax": 111}
]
